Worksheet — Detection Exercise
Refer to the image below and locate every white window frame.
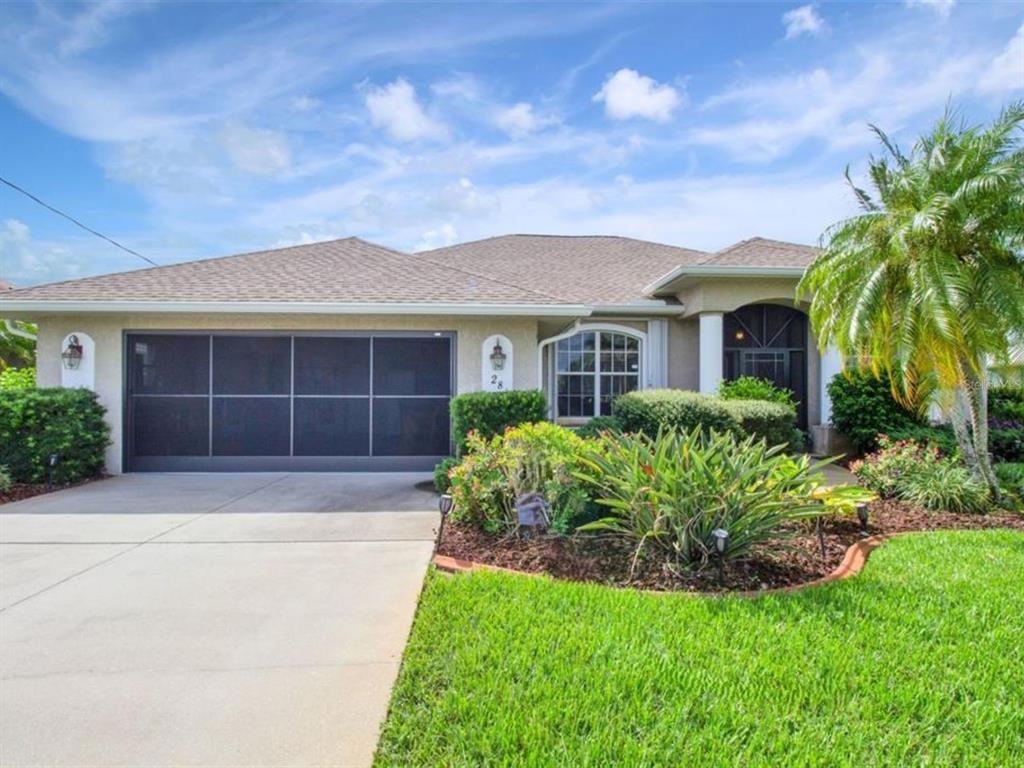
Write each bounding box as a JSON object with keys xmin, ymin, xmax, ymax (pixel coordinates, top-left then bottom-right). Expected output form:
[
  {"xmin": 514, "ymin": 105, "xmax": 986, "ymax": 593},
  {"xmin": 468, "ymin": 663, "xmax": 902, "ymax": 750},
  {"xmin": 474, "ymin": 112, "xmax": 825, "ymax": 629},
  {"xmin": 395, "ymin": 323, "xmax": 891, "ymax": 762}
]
[{"xmin": 537, "ymin": 322, "xmax": 648, "ymax": 421}]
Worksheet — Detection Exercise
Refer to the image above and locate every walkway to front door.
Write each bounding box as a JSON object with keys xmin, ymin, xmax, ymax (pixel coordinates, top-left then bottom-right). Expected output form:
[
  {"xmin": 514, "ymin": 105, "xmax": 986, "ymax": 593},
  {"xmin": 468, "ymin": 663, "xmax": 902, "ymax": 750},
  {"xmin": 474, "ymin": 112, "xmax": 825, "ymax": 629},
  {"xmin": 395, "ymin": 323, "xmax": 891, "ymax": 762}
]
[{"xmin": 0, "ymin": 473, "xmax": 438, "ymax": 767}]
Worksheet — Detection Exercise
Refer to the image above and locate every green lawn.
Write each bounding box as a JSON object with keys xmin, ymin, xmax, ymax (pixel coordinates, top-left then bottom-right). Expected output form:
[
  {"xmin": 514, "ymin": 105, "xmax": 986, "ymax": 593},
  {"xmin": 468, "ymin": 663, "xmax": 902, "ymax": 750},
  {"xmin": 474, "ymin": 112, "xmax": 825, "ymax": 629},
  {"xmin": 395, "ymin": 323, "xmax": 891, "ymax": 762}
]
[{"xmin": 375, "ymin": 531, "xmax": 1024, "ymax": 767}]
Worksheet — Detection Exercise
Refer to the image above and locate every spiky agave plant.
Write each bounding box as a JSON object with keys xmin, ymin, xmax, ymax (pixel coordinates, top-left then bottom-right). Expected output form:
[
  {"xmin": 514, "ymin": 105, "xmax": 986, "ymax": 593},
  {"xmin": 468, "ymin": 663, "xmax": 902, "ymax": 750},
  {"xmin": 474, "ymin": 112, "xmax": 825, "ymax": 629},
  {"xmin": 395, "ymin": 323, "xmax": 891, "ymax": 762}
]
[{"xmin": 799, "ymin": 103, "xmax": 1024, "ymax": 497}]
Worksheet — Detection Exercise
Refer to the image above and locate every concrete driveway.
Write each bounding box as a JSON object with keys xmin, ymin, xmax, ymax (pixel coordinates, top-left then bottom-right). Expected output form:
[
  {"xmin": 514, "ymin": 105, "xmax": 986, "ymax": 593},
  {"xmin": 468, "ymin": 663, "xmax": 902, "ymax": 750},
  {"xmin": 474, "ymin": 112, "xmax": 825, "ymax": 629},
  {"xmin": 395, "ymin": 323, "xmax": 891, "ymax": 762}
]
[{"xmin": 0, "ymin": 473, "xmax": 439, "ymax": 767}]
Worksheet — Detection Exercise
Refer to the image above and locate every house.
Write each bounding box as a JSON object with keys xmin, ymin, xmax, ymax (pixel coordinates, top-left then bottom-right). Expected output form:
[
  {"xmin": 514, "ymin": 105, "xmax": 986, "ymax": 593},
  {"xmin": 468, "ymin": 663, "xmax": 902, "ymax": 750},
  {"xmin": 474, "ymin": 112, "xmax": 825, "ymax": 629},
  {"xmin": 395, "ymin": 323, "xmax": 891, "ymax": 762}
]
[{"xmin": 0, "ymin": 234, "xmax": 843, "ymax": 473}]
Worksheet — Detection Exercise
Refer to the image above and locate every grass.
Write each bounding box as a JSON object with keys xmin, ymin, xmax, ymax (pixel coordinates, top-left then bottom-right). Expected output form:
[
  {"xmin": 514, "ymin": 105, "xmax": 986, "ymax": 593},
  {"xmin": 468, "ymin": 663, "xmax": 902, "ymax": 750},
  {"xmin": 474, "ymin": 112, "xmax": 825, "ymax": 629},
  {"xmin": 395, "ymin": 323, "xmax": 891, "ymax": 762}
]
[{"xmin": 375, "ymin": 530, "xmax": 1024, "ymax": 767}]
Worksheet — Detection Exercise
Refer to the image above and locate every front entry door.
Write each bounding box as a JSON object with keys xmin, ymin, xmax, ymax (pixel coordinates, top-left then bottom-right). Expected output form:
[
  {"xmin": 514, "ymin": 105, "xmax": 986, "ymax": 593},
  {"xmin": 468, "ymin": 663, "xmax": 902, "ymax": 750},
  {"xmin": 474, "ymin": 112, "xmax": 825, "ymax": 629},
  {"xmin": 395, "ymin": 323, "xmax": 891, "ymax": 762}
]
[{"xmin": 723, "ymin": 304, "xmax": 809, "ymax": 428}]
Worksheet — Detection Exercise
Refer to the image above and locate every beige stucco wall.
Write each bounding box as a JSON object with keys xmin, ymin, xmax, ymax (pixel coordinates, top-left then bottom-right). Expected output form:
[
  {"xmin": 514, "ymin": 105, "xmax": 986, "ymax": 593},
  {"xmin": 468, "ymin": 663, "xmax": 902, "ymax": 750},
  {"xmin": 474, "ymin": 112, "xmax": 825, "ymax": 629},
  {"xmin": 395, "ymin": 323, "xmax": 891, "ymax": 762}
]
[
  {"xmin": 35, "ymin": 313, "xmax": 539, "ymax": 473},
  {"xmin": 676, "ymin": 277, "xmax": 806, "ymax": 316},
  {"xmin": 667, "ymin": 317, "xmax": 699, "ymax": 391}
]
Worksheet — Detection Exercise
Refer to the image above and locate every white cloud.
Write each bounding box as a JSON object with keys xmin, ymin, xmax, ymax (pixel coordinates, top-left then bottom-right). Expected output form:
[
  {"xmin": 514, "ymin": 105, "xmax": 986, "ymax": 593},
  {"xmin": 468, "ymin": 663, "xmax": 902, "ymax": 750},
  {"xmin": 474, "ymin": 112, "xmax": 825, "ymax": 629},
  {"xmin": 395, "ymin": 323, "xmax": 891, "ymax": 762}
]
[
  {"xmin": 782, "ymin": 5, "xmax": 825, "ymax": 40},
  {"xmin": 494, "ymin": 102, "xmax": 556, "ymax": 138},
  {"xmin": 0, "ymin": 219, "xmax": 80, "ymax": 284},
  {"xmin": 219, "ymin": 123, "xmax": 291, "ymax": 176},
  {"xmin": 56, "ymin": 1, "xmax": 150, "ymax": 57},
  {"xmin": 979, "ymin": 24, "xmax": 1024, "ymax": 93},
  {"xmin": 364, "ymin": 78, "xmax": 447, "ymax": 142},
  {"xmin": 415, "ymin": 223, "xmax": 458, "ymax": 251},
  {"xmin": 696, "ymin": 45, "xmax": 986, "ymax": 160},
  {"xmin": 433, "ymin": 177, "xmax": 501, "ymax": 215},
  {"xmin": 290, "ymin": 95, "xmax": 322, "ymax": 112},
  {"xmin": 905, "ymin": 0, "xmax": 956, "ymax": 19},
  {"xmin": 593, "ymin": 68, "xmax": 682, "ymax": 122}
]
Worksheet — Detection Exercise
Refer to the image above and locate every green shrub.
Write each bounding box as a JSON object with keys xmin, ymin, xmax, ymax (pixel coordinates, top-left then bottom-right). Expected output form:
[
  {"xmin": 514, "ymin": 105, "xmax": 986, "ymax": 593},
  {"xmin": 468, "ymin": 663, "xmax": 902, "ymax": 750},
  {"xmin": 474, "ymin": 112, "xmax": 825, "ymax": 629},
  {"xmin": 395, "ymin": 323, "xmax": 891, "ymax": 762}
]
[
  {"xmin": 575, "ymin": 428, "xmax": 855, "ymax": 572},
  {"xmin": 433, "ymin": 457, "xmax": 459, "ymax": 494},
  {"xmin": 995, "ymin": 463, "xmax": 1024, "ymax": 509},
  {"xmin": 883, "ymin": 423, "xmax": 1021, "ymax": 463},
  {"xmin": 575, "ymin": 415, "xmax": 623, "ymax": 439},
  {"xmin": 718, "ymin": 376, "xmax": 796, "ymax": 408},
  {"xmin": 850, "ymin": 437, "xmax": 942, "ymax": 499},
  {"xmin": 899, "ymin": 463, "xmax": 991, "ymax": 514},
  {"xmin": 991, "ymin": 387, "xmax": 1024, "ymax": 422},
  {"xmin": 0, "ymin": 367, "xmax": 36, "ymax": 390},
  {"xmin": 0, "ymin": 465, "xmax": 11, "ymax": 493},
  {"xmin": 828, "ymin": 371, "xmax": 925, "ymax": 453},
  {"xmin": 613, "ymin": 389, "xmax": 735, "ymax": 436},
  {"xmin": 612, "ymin": 389, "xmax": 798, "ymax": 448},
  {"xmin": 887, "ymin": 424, "xmax": 959, "ymax": 455},
  {"xmin": 450, "ymin": 390, "xmax": 547, "ymax": 455},
  {"xmin": 724, "ymin": 398, "xmax": 803, "ymax": 449},
  {"xmin": 0, "ymin": 388, "xmax": 110, "ymax": 484},
  {"xmin": 990, "ymin": 428, "xmax": 1024, "ymax": 463},
  {"xmin": 448, "ymin": 422, "xmax": 593, "ymax": 534},
  {"xmin": 851, "ymin": 436, "xmax": 990, "ymax": 513}
]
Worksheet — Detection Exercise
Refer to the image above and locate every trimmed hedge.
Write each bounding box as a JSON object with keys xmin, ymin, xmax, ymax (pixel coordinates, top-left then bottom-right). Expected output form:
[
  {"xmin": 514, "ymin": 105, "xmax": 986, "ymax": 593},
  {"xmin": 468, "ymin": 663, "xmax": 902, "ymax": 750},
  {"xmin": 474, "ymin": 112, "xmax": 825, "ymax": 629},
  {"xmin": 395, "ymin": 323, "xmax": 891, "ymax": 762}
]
[
  {"xmin": 612, "ymin": 389, "xmax": 798, "ymax": 448},
  {"xmin": 726, "ymin": 398, "xmax": 804, "ymax": 450},
  {"xmin": 828, "ymin": 371, "xmax": 925, "ymax": 452},
  {"xmin": 0, "ymin": 388, "xmax": 110, "ymax": 484},
  {"xmin": 450, "ymin": 389, "xmax": 547, "ymax": 455}
]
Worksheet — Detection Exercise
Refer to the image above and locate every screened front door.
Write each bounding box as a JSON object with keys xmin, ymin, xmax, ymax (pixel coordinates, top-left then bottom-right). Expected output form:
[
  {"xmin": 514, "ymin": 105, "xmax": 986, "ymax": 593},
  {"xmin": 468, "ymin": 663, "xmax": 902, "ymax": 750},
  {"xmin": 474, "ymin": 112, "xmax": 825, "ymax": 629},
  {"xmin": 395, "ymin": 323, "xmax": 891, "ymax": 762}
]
[
  {"xmin": 125, "ymin": 332, "xmax": 453, "ymax": 471},
  {"xmin": 723, "ymin": 304, "xmax": 809, "ymax": 428}
]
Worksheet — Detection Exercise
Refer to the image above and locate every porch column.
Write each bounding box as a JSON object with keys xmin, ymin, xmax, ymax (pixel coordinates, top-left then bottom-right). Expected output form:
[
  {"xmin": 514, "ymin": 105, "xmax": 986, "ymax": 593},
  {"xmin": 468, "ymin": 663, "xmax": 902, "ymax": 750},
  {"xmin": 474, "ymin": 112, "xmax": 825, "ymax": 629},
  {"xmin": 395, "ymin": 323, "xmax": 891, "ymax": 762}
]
[
  {"xmin": 698, "ymin": 312, "xmax": 724, "ymax": 394},
  {"xmin": 819, "ymin": 344, "xmax": 843, "ymax": 424}
]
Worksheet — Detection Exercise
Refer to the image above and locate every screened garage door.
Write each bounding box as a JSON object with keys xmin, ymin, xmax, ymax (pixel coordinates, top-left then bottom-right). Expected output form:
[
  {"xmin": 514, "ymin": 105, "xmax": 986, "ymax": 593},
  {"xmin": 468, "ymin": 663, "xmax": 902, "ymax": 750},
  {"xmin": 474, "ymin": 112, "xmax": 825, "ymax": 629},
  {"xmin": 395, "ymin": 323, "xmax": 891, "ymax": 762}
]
[{"xmin": 125, "ymin": 332, "xmax": 453, "ymax": 471}]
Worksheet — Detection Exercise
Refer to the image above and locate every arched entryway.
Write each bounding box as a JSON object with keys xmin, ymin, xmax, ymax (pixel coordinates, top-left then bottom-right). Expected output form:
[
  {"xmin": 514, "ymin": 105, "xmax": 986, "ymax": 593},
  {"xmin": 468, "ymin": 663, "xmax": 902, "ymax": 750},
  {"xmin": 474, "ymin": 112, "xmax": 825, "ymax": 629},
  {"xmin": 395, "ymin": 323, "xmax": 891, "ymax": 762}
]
[{"xmin": 723, "ymin": 303, "xmax": 809, "ymax": 428}]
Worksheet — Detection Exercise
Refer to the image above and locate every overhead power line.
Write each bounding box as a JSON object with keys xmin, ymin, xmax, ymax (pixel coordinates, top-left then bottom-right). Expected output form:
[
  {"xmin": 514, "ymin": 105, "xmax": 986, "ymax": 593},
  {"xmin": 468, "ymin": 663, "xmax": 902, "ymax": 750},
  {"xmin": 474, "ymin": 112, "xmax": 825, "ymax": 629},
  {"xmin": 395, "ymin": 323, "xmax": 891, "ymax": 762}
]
[{"xmin": 0, "ymin": 175, "xmax": 159, "ymax": 267}]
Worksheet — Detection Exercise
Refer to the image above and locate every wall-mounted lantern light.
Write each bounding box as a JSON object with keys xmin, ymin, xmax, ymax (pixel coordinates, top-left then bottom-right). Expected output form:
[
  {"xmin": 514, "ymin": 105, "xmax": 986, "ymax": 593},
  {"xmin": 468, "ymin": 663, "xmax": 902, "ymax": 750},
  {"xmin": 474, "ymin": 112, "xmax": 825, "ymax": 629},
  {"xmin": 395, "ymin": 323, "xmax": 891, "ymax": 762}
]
[
  {"xmin": 734, "ymin": 330, "xmax": 745, "ymax": 341},
  {"xmin": 489, "ymin": 341, "xmax": 507, "ymax": 370},
  {"xmin": 61, "ymin": 335, "xmax": 84, "ymax": 370}
]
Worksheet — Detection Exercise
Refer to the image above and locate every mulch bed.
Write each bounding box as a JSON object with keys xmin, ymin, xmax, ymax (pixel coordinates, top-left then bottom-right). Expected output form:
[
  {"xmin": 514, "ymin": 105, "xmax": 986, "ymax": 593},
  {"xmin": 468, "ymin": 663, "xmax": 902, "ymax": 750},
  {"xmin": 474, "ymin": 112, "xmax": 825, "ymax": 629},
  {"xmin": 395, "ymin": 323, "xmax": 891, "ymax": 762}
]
[
  {"xmin": 437, "ymin": 500, "xmax": 1024, "ymax": 593},
  {"xmin": 0, "ymin": 477, "xmax": 106, "ymax": 505}
]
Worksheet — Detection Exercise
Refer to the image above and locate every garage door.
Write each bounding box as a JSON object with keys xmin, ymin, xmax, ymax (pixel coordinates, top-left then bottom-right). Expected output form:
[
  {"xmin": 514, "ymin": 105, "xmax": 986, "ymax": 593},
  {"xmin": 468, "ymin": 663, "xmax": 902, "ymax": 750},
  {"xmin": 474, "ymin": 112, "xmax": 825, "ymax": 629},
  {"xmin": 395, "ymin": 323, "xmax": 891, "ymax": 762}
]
[{"xmin": 124, "ymin": 332, "xmax": 453, "ymax": 471}]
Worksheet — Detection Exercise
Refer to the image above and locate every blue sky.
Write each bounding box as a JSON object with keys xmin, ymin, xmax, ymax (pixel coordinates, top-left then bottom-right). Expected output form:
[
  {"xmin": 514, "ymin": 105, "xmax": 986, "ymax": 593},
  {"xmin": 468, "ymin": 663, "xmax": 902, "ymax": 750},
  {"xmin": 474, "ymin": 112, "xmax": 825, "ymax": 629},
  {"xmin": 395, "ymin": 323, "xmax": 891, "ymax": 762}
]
[{"xmin": 1, "ymin": 1, "xmax": 1021, "ymax": 286}]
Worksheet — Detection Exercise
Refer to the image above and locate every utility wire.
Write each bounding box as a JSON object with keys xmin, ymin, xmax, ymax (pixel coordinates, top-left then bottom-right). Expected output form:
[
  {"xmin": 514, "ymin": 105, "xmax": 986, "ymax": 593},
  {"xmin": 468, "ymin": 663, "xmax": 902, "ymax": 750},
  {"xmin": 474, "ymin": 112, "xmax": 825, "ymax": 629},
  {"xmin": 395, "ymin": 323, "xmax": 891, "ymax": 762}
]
[{"xmin": 0, "ymin": 175, "xmax": 159, "ymax": 267}]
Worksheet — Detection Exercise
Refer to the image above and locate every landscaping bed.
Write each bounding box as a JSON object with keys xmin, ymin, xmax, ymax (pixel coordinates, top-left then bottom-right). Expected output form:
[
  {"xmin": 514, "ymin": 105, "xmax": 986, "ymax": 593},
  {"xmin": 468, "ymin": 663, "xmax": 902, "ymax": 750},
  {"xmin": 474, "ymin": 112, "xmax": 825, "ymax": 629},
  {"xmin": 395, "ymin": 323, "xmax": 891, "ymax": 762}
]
[
  {"xmin": 0, "ymin": 477, "xmax": 104, "ymax": 505},
  {"xmin": 437, "ymin": 500, "xmax": 1024, "ymax": 592},
  {"xmin": 376, "ymin": 530, "xmax": 1024, "ymax": 767}
]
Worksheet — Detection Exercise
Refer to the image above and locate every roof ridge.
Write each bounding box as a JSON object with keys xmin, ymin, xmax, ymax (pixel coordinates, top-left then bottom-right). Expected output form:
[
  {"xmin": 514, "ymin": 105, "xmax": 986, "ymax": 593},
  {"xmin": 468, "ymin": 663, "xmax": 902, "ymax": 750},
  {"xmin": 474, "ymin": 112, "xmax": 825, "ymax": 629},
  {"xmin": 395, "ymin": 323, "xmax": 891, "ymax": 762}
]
[{"xmin": 417, "ymin": 232, "xmax": 711, "ymax": 256}]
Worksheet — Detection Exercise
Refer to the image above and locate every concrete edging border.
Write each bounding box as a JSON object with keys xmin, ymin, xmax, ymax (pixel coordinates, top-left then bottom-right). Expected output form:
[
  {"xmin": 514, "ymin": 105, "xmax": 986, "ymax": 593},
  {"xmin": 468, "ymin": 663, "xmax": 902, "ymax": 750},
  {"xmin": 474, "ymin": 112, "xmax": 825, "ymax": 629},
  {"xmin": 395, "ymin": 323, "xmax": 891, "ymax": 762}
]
[{"xmin": 432, "ymin": 534, "xmax": 892, "ymax": 598}]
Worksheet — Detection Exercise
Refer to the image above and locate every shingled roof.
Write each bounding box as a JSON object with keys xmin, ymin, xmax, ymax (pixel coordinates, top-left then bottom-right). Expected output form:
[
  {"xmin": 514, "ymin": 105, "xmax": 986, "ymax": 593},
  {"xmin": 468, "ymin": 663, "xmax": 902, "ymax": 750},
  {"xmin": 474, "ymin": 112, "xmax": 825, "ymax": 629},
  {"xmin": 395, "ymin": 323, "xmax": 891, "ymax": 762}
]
[
  {"xmin": 0, "ymin": 233, "xmax": 820, "ymax": 311},
  {"xmin": 417, "ymin": 234, "xmax": 709, "ymax": 304},
  {"xmin": 1, "ymin": 237, "xmax": 567, "ymax": 306},
  {"xmin": 703, "ymin": 237, "xmax": 820, "ymax": 268}
]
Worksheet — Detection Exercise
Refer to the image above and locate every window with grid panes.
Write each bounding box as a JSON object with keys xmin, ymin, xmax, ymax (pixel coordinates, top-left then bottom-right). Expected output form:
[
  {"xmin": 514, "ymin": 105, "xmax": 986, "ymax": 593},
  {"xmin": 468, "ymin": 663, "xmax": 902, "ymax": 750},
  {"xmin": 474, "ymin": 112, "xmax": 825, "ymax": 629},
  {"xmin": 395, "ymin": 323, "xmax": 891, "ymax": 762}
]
[{"xmin": 555, "ymin": 331, "xmax": 640, "ymax": 418}]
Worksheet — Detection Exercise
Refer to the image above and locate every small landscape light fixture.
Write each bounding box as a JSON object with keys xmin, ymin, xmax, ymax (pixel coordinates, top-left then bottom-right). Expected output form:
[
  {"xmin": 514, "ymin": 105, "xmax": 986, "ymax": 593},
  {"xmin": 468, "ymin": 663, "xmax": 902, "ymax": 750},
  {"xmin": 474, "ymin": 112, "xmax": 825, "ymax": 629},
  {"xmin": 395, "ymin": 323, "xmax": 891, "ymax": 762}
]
[
  {"xmin": 436, "ymin": 493, "xmax": 454, "ymax": 553},
  {"xmin": 856, "ymin": 502, "xmax": 870, "ymax": 535},
  {"xmin": 61, "ymin": 335, "xmax": 84, "ymax": 370},
  {"xmin": 47, "ymin": 453, "xmax": 59, "ymax": 489},
  {"xmin": 711, "ymin": 528, "xmax": 730, "ymax": 586},
  {"xmin": 489, "ymin": 341, "xmax": 507, "ymax": 370}
]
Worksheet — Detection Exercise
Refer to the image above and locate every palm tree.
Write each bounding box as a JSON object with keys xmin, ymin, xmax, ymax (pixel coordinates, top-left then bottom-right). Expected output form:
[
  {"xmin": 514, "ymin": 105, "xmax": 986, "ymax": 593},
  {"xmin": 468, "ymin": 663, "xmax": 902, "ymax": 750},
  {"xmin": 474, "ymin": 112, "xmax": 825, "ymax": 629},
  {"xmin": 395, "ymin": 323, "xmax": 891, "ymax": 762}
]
[
  {"xmin": 0, "ymin": 319, "xmax": 36, "ymax": 370},
  {"xmin": 799, "ymin": 103, "xmax": 1024, "ymax": 497}
]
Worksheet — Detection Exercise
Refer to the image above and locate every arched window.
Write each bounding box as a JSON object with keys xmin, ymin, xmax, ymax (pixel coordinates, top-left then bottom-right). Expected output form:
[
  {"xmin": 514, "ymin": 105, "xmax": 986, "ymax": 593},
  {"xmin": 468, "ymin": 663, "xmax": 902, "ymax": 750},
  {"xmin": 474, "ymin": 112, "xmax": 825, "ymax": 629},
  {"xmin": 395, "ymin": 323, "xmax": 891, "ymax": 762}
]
[{"xmin": 555, "ymin": 330, "xmax": 641, "ymax": 418}]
